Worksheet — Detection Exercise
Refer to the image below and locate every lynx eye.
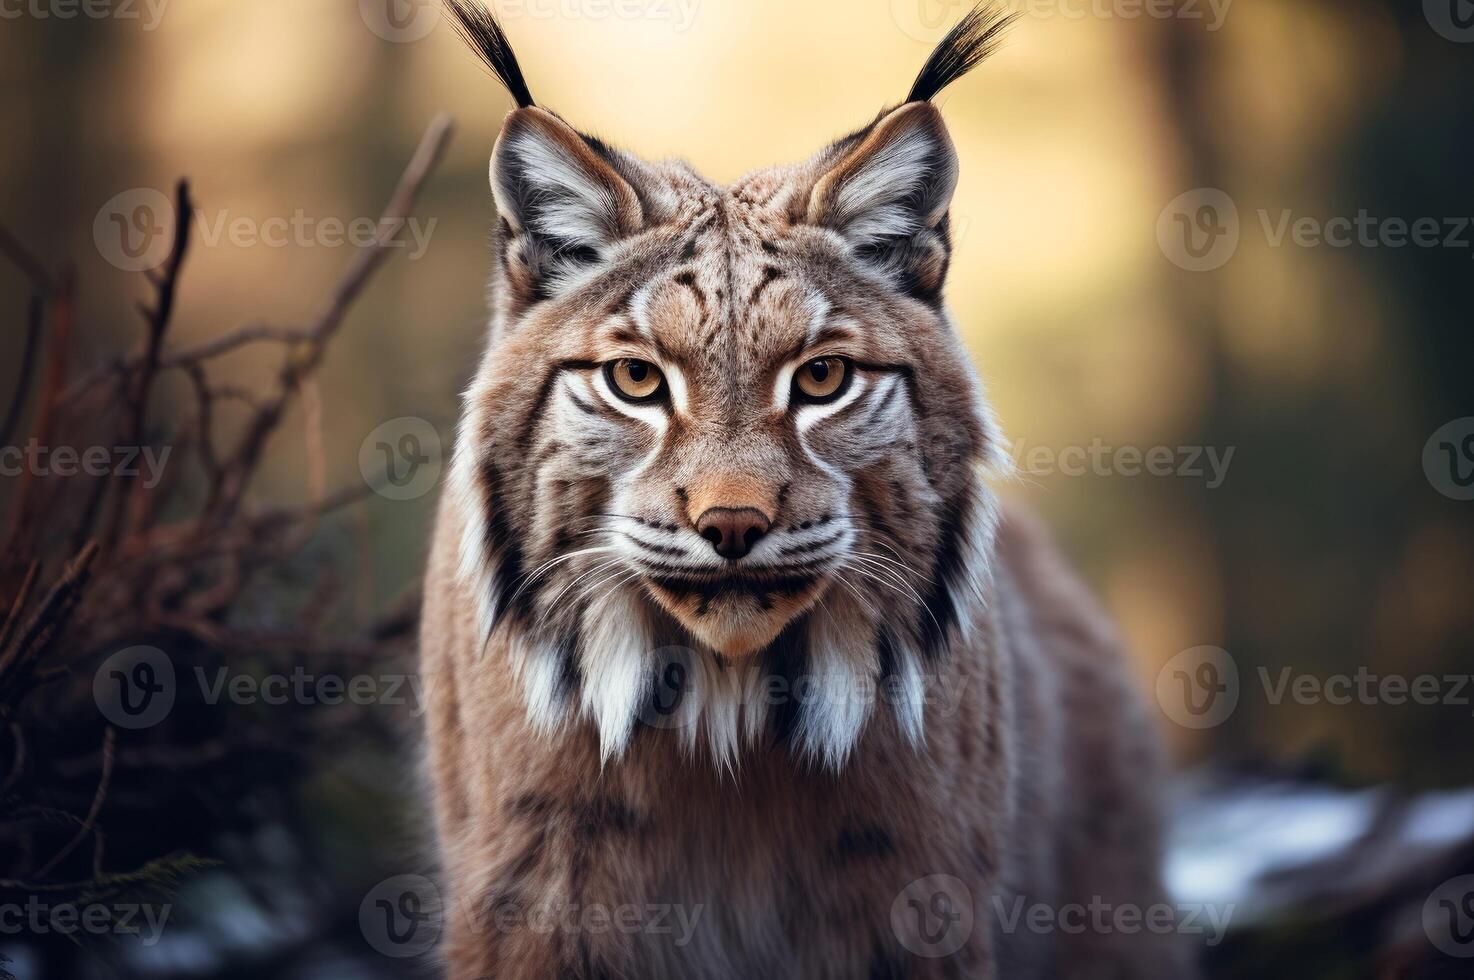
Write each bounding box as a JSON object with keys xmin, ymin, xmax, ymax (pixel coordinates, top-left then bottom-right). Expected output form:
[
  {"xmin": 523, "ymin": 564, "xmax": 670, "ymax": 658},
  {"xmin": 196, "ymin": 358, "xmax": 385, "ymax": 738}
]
[
  {"xmin": 605, "ymin": 358, "xmax": 666, "ymax": 403},
  {"xmin": 792, "ymin": 357, "xmax": 851, "ymax": 404}
]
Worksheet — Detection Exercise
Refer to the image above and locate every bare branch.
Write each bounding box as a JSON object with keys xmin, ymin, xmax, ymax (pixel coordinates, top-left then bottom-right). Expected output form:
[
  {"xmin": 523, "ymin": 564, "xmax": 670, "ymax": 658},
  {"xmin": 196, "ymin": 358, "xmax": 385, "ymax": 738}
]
[
  {"xmin": 32, "ymin": 727, "xmax": 115, "ymax": 880},
  {"xmin": 211, "ymin": 112, "xmax": 455, "ymax": 520},
  {"xmin": 2, "ymin": 268, "xmax": 75, "ymax": 567},
  {"xmin": 0, "ymin": 542, "xmax": 98, "ymax": 688},
  {"xmin": 104, "ymin": 179, "xmax": 195, "ymax": 556}
]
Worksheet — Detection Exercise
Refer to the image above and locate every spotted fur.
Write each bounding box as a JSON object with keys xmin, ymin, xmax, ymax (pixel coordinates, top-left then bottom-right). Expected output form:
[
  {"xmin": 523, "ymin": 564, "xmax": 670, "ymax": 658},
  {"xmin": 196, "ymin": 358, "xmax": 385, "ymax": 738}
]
[{"xmin": 421, "ymin": 4, "xmax": 1190, "ymax": 977}]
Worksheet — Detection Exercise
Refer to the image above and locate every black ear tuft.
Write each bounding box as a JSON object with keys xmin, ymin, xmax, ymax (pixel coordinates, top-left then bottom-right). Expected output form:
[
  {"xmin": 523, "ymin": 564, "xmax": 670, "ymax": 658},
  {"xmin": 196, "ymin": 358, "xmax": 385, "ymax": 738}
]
[
  {"xmin": 444, "ymin": 0, "xmax": 535, "ymax": 108},
  {"xmin": 905, "ymin": 2, "xmax": 1019, "ymax": 104}
]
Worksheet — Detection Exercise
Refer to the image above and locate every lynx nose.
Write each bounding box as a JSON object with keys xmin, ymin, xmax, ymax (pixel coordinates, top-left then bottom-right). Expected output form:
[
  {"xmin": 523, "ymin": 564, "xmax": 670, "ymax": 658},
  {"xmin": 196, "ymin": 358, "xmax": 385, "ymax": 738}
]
[{"xmin": 695, "ymin": 507, "xmax": 770, "ymax": 560}]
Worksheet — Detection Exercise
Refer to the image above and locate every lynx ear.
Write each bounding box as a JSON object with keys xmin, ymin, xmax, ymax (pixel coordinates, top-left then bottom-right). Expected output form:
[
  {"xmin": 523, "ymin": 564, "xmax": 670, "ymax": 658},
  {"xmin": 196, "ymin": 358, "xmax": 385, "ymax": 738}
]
[
  {"xmin": 804, "ymin": 102, "xmax": 958, "ymax": 301},
  {"xmin": 490, "ymin": 107, "xmax": 645, "ymax": 300},
  {"xmin": 802, "ymin": 2, "xmax": 1016, "ymax": 301}
]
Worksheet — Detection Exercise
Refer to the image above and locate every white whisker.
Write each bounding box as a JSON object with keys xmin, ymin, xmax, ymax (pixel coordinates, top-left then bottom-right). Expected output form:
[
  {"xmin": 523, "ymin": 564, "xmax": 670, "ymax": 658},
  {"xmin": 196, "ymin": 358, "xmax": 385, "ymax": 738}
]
[
  {"xmin": 540, "ymin": 556, "xmax": 628, "ymax": 616},
  {"xmin": 509, "ymin": 544, "xmax": 617, "ymax": 606}
]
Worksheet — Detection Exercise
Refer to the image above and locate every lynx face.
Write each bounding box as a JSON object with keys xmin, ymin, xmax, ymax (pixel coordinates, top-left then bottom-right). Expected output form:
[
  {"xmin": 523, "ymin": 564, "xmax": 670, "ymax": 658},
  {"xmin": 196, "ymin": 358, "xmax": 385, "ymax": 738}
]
[{"xmin": 446, "ymin": 2, "xmax": 1012, "ymax": 767}]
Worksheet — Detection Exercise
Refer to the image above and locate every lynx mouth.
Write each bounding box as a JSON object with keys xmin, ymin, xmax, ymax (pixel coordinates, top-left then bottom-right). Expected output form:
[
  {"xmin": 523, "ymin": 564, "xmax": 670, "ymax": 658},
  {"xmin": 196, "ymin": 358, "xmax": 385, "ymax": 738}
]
[
  {"xmin": 646, "ymin": 569, "xmax": 821, "ymax": 608},
  {"xmin": 638, "ymin": 565, "xmax": 830, "ymax": 656}
]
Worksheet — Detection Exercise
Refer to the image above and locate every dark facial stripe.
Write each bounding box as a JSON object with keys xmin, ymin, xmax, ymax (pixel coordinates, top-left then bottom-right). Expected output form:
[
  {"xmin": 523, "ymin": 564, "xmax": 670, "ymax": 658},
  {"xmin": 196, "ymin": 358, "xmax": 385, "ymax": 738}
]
[
  {"xmin": 613, "ymin": 530, "xmax": 683, "ymax": 557},
  {"xmin": 919, "ymin": 485, "xmax": 973, "ymax": 660},
  {"xmin": 764, "ymin": 616, "xmax": 811, "ymax": 745},
  {"xmin": 877, "ymin": 627, "xmax": 899, "ymax": 681},
  {"xmin": 554, "ymin": 629, "xmax": 583, "ymax": 704},
  {"xmin": 673, "ymin": 269, "xmax": 707, "ymax": 318},
  {"xmin": 750, "ymin": 264, "xmax": 783, "ymax": 304},
  {"xmin": 777, "ymin": 532, "xmax": 845, "ymax": 557},
  {"xmin": 562, "ymin": 383, "xmax": 605, "ymax": 418},
  {"xmin": 481, "ymin": 461, "xmax": 528, "ymax": 629},
  {"xmin": 858, "ymin": 378, "xmax": 903, "ymax": 430},
  {"xmin": 516, "ymin": 359, "xmax": 600, "ymax": 454},
  {"xmin": 852, "ymin": 360, "xmax": 923, "ymax": 417}
]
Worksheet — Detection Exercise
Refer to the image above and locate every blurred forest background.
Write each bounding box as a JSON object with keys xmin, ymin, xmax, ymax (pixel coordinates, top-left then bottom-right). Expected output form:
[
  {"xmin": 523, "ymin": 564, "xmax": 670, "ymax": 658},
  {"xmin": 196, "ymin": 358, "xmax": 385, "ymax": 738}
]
[{"xmin": 1, "ymin": 0, "xmax": 1471, "ymax": 976}]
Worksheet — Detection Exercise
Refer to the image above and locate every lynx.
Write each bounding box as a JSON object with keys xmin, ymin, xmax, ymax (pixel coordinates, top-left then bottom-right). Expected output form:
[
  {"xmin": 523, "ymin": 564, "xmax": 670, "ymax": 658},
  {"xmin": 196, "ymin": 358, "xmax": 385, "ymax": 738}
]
[{"xmin": 420, "ymin": 3, "xmax": 1190, "ymax": 976}]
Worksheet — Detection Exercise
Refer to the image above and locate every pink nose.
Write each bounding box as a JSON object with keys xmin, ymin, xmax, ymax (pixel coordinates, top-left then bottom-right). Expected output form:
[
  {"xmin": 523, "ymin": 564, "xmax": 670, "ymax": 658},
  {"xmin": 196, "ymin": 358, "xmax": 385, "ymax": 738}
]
[{"xmin": 695, "ymin": 507, "xmax": 770, "ymax": 560}]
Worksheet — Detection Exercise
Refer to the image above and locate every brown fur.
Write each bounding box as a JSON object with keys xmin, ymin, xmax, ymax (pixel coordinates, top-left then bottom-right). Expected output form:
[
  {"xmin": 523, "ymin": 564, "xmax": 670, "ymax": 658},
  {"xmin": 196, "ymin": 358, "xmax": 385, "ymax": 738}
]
[
  {"xmin": 421, "ymin": 6, "xmax": 1189, "ymax": 977},
  {"xmin": 423, "ymin": 503, "xmax": 1187, "ymax": 978}
]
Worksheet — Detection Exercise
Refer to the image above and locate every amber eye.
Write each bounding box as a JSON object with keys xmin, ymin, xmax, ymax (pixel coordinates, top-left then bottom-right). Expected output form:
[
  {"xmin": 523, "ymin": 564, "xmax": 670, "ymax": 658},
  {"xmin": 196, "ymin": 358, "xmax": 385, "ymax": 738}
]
[
  {"xmin": 605, "ymin": 358, "xmax": 666, "ymax": 403},
  {"xmin": 793, "ymin": 357, "xmax": 851, "ymax": 404}
]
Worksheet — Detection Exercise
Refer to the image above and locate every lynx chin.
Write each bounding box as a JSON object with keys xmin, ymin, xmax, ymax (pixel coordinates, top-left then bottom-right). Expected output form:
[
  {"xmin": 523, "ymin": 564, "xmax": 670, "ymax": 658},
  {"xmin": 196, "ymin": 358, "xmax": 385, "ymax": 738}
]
[{"xmin": 419, "ymin": 2, "xmax": 1192, "ymax": 976}]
